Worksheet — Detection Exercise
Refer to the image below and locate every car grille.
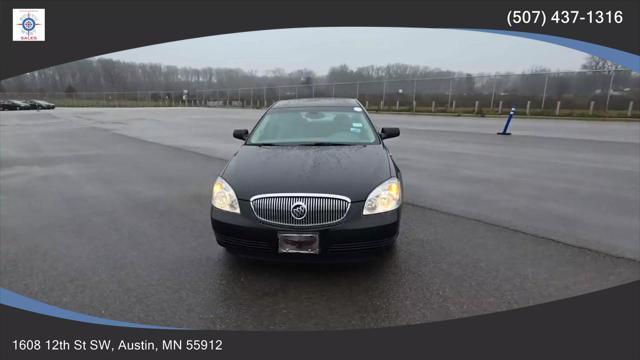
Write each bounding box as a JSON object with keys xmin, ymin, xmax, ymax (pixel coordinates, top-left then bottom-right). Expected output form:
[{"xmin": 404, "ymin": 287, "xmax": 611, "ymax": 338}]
[{"xmin": 250, "ymin": 193, "xmax": 350, "ymax": 227}]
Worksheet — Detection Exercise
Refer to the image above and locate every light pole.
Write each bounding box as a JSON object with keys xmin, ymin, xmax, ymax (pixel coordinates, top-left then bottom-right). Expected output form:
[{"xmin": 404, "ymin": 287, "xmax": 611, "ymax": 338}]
[
  {"xmin": 541, "ymin": 74, "xmax": 549, "ymax": 110},
  {"xmin": 605, "ymin": 71, "xmax": 616, "ymax": 113}
]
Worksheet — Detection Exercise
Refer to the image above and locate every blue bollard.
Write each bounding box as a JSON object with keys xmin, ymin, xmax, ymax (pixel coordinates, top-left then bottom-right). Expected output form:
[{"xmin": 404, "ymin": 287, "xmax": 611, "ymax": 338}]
[{"xmin": 497, "ymin": 106, "xmax": 516, "ymax": 135}]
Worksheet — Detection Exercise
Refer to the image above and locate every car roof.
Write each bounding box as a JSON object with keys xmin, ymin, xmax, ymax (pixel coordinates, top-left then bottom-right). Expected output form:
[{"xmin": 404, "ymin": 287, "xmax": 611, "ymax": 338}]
[{"xmin": 271, "ymin": 98, "xmax": 361, "ymax": 109}]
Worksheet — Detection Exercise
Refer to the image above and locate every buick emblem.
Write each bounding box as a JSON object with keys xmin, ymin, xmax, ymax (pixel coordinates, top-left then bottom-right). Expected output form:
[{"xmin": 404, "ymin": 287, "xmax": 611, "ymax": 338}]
[{"xmin": 290, "ymin": 202, "xmax": 307, "ymax": 220}]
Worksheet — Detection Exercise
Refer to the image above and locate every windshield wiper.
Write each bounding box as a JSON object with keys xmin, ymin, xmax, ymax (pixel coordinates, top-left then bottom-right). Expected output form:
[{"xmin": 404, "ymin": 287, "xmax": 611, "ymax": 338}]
[
  {"xmin": 250, "ymin": 143, "xmax": 281, "ymax": 146},
  {"xmin": 250, "ymin": 142, "xmax": 358, "ymax": 146},
  {"xmin": 296, "ymin": 142, "xmax": 354, "ymax": 146}
]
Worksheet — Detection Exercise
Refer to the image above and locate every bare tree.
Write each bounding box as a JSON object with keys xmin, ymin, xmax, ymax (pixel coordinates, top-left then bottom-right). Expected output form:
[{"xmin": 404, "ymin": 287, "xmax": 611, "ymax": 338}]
[
  {"xmin": 581, "ymin": 55, "xmax": 624, "ymax": 74},
  {"xmin": 0, "ymin": 58, "xmax": 636, "ymax": 108}
]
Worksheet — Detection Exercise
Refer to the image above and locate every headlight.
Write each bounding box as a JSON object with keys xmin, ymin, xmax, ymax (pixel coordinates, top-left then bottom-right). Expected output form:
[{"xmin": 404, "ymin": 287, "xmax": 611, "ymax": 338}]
[
  {"xmin": 363, "ymin": 178, "xmax": 401, "ymax": 215},
  {"xmin": 212, "ymin": 177, "xmax": 240, "ymax": 214}
]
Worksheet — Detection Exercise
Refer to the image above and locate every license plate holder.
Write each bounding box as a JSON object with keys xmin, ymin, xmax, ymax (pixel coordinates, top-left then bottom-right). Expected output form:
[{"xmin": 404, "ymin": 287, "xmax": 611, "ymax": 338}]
[{"xmin": 278, "ymin": 233, "xmax": 320, "ymax": 254}]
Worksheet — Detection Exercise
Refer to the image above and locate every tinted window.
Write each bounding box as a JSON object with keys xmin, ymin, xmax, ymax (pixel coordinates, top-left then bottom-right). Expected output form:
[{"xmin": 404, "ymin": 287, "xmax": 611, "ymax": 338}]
[{"xmin": 247, "ymin": 106, "xmax": 378, "ymax": 145}]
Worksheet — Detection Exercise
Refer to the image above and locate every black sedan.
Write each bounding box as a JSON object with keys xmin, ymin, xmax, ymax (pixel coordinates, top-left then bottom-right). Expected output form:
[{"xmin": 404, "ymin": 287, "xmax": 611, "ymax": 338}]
[
  {"xmin": 0, "ymin": 100, "xmax": 31, "ymax": 111},
  {"xmin": 24, "ymin": 99, "xmax": 56, "ymax": 110},
  {"xmin": 211, "ymin": 98, "xmax": 402, "ymax": 260}
]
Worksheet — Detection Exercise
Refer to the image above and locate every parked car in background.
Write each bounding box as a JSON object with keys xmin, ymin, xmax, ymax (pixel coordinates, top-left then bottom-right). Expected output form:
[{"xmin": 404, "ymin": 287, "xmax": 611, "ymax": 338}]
[
  {"xmin": 0, "ymin": 100, "xmax": 31, "ymax": 111},
  {"xmin": 24, "ymin": 99, "xmax": 56, "ymax": 110}
]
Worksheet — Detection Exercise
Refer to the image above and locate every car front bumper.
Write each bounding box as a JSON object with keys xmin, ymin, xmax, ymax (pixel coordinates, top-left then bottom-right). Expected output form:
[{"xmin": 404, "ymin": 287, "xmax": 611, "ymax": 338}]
[{"xmin": 211, "ymin": 200, "xmax": 400, "ymax": 261}]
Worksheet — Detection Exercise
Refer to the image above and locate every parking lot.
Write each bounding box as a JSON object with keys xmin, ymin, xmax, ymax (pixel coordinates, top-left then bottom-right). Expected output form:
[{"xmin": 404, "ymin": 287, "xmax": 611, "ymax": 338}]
[{"xmin": 1, "ymin": 107, "xmax": 638, "ymax": 330}]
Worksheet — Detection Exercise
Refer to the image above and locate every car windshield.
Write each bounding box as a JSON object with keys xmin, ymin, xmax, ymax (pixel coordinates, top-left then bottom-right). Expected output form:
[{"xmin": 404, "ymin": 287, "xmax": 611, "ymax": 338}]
[{"xmin": 246, "ymin": 106, "xmax": 378, "ymax": 145}]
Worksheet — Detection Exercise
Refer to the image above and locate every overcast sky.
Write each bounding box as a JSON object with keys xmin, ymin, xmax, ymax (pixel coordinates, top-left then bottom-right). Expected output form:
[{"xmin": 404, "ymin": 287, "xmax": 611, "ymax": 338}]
[{"xmin": 98, "ymin": 28, "xmax": 589, "ymax": 75}]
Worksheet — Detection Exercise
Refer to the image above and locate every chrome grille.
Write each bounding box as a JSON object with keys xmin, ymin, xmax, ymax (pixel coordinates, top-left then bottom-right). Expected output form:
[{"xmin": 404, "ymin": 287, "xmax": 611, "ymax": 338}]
[{"xmin": 250, "ymin": 193, "xmax": 350, "ymax": 227}]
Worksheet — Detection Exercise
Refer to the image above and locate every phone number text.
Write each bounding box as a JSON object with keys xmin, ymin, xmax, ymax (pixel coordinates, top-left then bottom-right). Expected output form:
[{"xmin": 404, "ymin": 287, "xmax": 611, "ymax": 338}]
[{"xmin": 507, "ymin": 10, "xmax": 623, "ymax": 27}]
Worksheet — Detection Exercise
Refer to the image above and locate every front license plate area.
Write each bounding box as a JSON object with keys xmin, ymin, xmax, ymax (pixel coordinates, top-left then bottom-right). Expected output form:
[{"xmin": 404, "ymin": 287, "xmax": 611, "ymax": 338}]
[{"xmin": 278, "ymin": 233, "xmax": 320, "ymax": 254}]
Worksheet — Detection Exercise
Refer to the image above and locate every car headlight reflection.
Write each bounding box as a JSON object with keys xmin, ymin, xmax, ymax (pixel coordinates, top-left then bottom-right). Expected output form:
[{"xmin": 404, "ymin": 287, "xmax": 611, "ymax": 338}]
[
  {"xmin": 212, "ymin": 177, "xmax": 240, "ymax": 214},
  {"xmin": 363, "ymin": 177, "xmax": 401, "ymax": 215}
]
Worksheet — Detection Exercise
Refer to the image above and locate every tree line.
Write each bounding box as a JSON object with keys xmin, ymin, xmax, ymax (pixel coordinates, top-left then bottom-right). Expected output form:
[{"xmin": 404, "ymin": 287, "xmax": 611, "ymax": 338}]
[
  {"xmin": 0, "ymin": 55, "xmax": 635, "ymax": 100},
  {"xmin": 0, "ymin": 58, "xmax": 463, "ymax": 93}
]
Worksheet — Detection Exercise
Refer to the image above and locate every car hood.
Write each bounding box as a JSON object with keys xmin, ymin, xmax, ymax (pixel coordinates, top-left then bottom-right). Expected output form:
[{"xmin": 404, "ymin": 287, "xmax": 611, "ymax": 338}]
[{"xmin": 222, "ymin": 145, "xmax": 392, "ymax": 202}]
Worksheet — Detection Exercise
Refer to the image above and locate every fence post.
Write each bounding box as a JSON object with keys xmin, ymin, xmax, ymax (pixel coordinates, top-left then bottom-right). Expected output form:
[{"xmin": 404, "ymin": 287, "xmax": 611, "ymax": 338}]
[
  {"xmin": 365, "ymin": 100, "xmax": 369, "ymax": 109},
  {"xmin": 526, "ymin": 100, "xmax": 531, "ymax": 115},
  {"xmin": 312, "ymin": 85, "xmax": 315, "ymax": 98},
  {"xmin": 447, "ymin": 78, "xmax": 453, "ymax": 110},
  {"xmin": 250, "ymin": 88, "xmax": 253, "ymax": 107},
  {"xmin": 295, "ymin": 86, "xmax": 298, "ymax": 99},
  {"xmin": 628, "ymin": 101, "xmax": 634, "ymax": 117},
  {"xmin": 452, "ymin": 100, "xmax": 456, "ymax": 113},
  {"xmin": 356, "ymin": 82, "xmax": 360, "ymax": 99},
  {"xmin": 474, "ymin": 100, "xmax": 479, "ymax": 114},
  {"xmin": 432, "ymin": 101, "xmax": 436, "ymax": 113},
  {"xmin": 605, "ymin": 71, "xmax": 615, "ymax": 113},
  {"xmin": 412, "ymin": 79, "xmax": 417, "ymax": 112},
  {"xmin": 263, "ymin": 87, "xmax": 267, "ymax": 106},
  {"xmin": 555, "ymin": 101, "xmax": 561, "ymax": 116},
  {"xmin": 381, "ymin": 81, "xmax": 386, "ymax": 109},
  {"xmin": 332, "ymin": 83, "xmax": 335, "ymax": 97},
  {"xmin": 396, "ymin": 100, "xmax": 399, "ymax": 111},
  {"xmin": 498, "ymin": 100, "xmax": 503, "ymax": 114},
  {"xmin": 589, "ymin": 101, "xmax": 595, "ymax": 115},
  {"xmin": 541, "ymin": 73, "xmax": 549, "ymax": 110},
  {"xmin": 490, "ymin": 76, "xmax": 496, "ymax": 110}
]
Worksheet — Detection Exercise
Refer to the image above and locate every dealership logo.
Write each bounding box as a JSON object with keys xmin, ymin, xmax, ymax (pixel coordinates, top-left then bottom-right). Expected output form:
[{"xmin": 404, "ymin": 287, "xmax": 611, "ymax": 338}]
[
  {"xmin": 290, "ymin": 202, "xmax": 307, "ymax": 220},
  {"xmin": 13, "ymin": 9, "xmax": 45, "ymax": 41}
]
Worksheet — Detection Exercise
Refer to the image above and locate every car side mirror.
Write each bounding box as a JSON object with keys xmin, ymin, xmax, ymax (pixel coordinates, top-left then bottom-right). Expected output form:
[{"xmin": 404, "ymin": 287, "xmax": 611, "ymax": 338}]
[
  {"xmin": 233, "ymin": 129, "xmax": 249, "ymax": 141},
  {"xmin": 380, "ymin": 127, "xmax": 400, "ymax": 140}
]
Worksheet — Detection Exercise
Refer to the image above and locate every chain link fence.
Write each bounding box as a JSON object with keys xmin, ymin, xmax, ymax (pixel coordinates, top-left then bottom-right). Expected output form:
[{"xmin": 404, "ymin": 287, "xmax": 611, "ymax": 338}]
[{"xmin": 2, "ymin": 70, "xmax": 638, "ymax": 118}]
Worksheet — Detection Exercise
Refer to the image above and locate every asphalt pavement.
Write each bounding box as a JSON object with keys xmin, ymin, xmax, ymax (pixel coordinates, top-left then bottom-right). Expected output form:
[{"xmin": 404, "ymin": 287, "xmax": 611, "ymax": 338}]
[
  {"xmin": 53, "ymin": 107, "xmax": 640, "ymax": 259},
  {"xmin": 1, "ymin": 107, "xmax": 638, "ymax": 330}
]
